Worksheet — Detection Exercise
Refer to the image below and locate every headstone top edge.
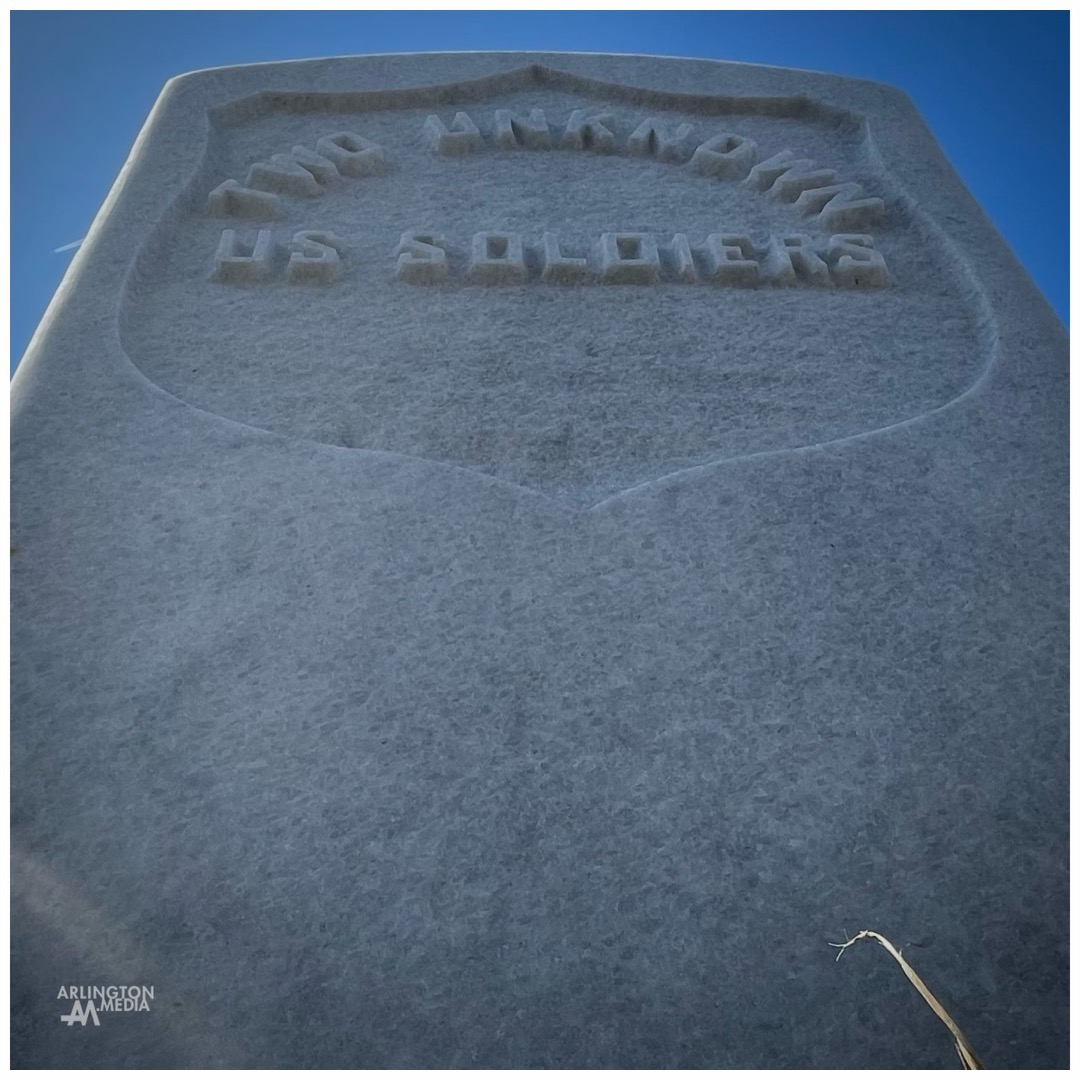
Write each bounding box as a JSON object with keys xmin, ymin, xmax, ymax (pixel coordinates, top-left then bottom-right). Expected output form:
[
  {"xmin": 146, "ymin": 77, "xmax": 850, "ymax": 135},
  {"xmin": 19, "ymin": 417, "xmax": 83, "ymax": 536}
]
[{"xmin": 159, "ymin": 51, "xmax": 916, "ymax": 118}]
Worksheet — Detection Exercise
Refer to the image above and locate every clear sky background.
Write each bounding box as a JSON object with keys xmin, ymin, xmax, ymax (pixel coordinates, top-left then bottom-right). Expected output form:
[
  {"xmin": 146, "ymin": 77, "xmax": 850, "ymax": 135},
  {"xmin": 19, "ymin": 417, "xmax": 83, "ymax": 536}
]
[{"xmin": 9, "ymin": 9, "xmax": 1069, "ymax": 371}]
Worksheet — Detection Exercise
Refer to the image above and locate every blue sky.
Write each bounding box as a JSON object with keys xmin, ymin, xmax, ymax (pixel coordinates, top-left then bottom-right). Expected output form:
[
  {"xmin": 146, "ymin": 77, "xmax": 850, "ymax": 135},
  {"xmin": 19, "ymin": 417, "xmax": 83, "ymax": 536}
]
[{"xmin": 9, "ymin": 10, "xmax": 1069, "ymax": 370}]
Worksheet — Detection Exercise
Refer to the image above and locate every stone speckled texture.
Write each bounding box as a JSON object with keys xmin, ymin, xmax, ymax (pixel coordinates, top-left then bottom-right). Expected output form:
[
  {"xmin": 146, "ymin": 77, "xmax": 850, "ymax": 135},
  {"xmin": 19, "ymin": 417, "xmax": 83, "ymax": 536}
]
[{"xmin": 11, "ymin": 52, "xmax": 1068, "ymax": 1068}]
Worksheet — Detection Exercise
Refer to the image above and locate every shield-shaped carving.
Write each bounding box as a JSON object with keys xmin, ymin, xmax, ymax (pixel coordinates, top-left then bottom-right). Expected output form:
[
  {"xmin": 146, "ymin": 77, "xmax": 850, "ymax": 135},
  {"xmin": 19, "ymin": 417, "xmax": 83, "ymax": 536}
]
[{"xmin": 120, "ymin": 63, "xmax": 991, "ymax": 507}]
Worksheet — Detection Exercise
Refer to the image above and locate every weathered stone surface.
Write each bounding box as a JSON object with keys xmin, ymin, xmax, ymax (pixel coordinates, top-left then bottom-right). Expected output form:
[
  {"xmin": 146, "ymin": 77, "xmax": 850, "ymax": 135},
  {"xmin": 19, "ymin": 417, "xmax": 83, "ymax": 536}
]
[{"xmin": 11, "ymin": 53, "xmax": 1067, "ymax": 1068}]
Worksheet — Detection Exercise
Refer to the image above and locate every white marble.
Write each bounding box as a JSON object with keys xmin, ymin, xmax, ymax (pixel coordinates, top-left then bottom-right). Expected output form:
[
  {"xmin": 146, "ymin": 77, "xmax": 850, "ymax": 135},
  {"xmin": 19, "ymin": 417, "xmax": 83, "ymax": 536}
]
[{"xmin": 11, "ymin": 52, "xmax": 1067, "ymax": 1069}]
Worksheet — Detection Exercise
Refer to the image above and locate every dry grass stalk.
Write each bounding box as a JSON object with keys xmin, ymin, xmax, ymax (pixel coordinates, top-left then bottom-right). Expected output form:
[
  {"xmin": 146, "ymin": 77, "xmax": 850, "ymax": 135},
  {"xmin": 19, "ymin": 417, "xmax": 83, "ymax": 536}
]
[{"xmin": 829, "ymin": 929, "xmax": 984, "ymax": 1070}]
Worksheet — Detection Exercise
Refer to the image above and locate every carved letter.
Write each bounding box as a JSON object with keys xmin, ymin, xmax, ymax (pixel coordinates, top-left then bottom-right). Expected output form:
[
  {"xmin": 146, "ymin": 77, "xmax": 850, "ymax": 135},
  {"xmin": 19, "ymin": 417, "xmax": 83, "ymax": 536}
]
[
  {"xmin": 286, "ymin": 230, "xmax": 343, "ymax": 284},
  {"xmin": 743, "ymin": 151, "xmax": 822, "ymax": 197},
  {"xmin": 315, "ymin": 133, "xmax": 386, "ymax": 177},
  {"xmin": 770, "ymin": 165, "xmax": 839, "ymax": 202},
  {"xmin": 288, "ymin": 145, "xmax": 340, "ymax": 186},
  {"xmin": 494, "ymin": 109, "xmax": 552, "ymax": 150},
  {"xmin": 668, "ymin": 234, "xmax": 698, "ymax": 283},
  {"xmin": 826, "ymin": 234, "xmax": 889, "ymax": 288},
  {"xmin": 424, "ymin": 113, "xmax": 484, "ymax": 156},
  {"xmin": 394, "ymin": 231, "xmax": 450, "ymax": 284},
  {"xmin": 690, "ymin": 132, "xmax": 759, "ymax": 180},
  {"xmin": 468, "ymin": 233, "xmax": 527, "ymax": 284},
  {"xmin": 246, "ymin": 155, "xmax": 323, "ymax": 197},
  {"xmin": 761, "ymin": 235, "xmax": 831, "ymax": 287},
  {"xmin": 628, "ymin": 118, "xmax": 697, "ymax": 163},
  {"xmin": 561, "ymin": 110, "xmax": 616, "ymax": 154},
  {"xmin": 796, "ymin": 183, "xmax": 886, "ymax": 231},
  {"xmin": 541, "ymin": 233, "xmax": 589, "ymax": 284},
  {"xmin": 212, "ymin": 229, "xmax": 274, "ymax": 283},
  {"xmin": 704, "ymin": 235, "xmax": 760, "ymax": 286},
  {"xmin": 206, "ymin": 180, "xmax": 279, "ymax": 219},
  {"xmin": 745, "ymin": 150, "xmax": 837, "ymax": 201},
  {"xmin": 598, "ymin": 233, "xmax": 661, "ymax": 284}
]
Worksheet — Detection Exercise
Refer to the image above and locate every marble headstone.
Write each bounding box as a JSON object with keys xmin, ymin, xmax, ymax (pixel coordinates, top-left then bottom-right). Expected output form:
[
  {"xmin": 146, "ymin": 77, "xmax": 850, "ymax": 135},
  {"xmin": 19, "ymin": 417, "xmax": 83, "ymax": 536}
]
[{"xmin": 11, "ymin": 53, "xmax": 1067, "ymax": 1068}]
